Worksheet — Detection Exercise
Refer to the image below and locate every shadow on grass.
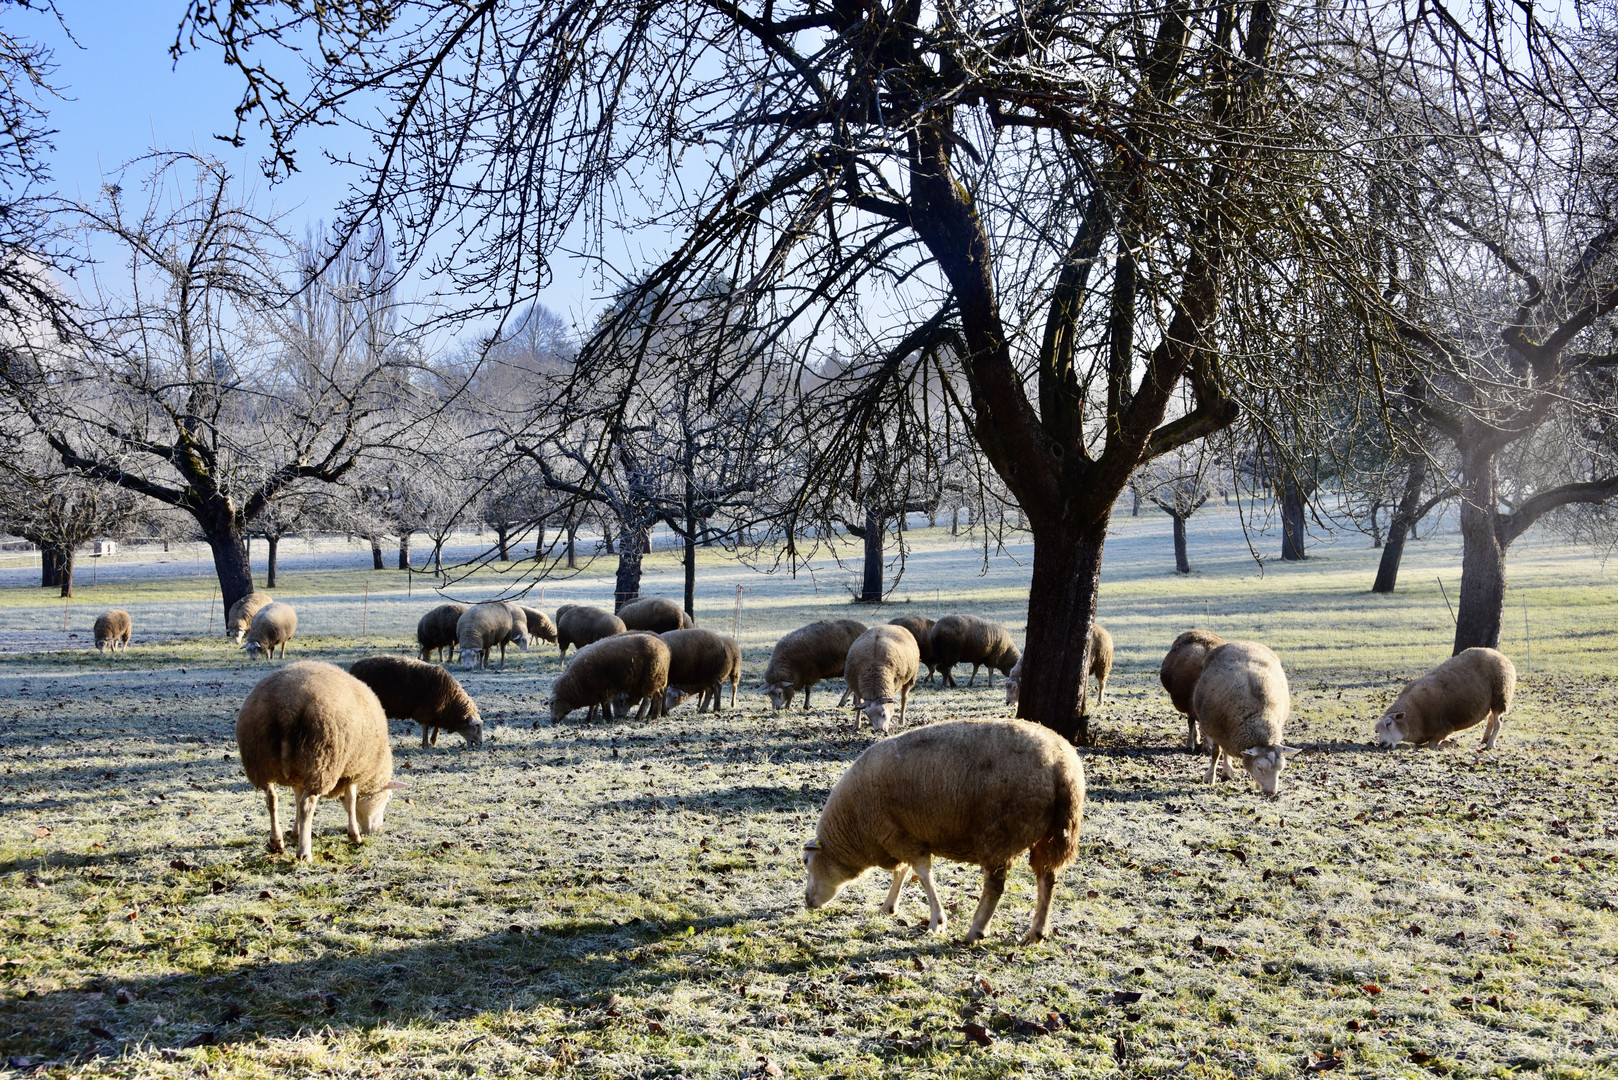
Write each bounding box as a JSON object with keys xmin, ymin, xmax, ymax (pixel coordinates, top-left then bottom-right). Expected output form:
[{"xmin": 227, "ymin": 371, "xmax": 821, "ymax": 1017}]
[{"xmin": 593, "ymin": 782, "xmax": 826, "ymax": 816}]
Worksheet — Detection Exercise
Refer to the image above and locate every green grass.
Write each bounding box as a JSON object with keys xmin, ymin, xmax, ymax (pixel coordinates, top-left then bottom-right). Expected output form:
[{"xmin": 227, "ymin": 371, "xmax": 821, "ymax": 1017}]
[{"xmin": 2, "ymin": 510, "xmax": 1616, "ymax": 1077}]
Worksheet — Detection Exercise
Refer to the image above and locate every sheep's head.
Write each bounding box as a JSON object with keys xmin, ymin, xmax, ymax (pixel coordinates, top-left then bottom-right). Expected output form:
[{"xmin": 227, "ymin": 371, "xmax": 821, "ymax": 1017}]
[
  {"xmin": 665, "ymin": 687, "xmax": 694, "ymax": 713},
  {"xmin": 859, "ymin": 698, "xmax": 896, "ymax": 733},
  {"xmin": 1241, "ymin": 746, "xmax": 1301, "ymax": 796},
  {"xmin": 802, "ymin": 840, "xmax": 858, "ymax": 910},
  {"xmin": 1374, "ymin": 710, "xmax": 1406, "ymax": 748},
  {"xmin": 999, "ymin": 643, "xmax": 1022, "ymax": 675},
  {"xmin": 765, "ymin": 681, "xmax": 793, "ymax": 710},
  {"xmin": 461, "ymin": 650, "xmax": 482, "ymax": 671},
  {"xmin": 547, "ymin": 697, "xmax": 568, "ymax": 723},
  {"xmin": 1003, "ymin": 676, "xmax": 1020, "ymax": 707},
  {"xmin": 510, "ymin": 630, "xmax": 530, "ymax": 652},
  {"xmin": 241, "ymin": 640, "xmax": 266, "ymax": 660},
  {"xmin": 356, "ymin": 781, "xmax": 405, "ymax": 834},
  {"xmin": 232, "ymin": 628, "xmax": 247, "ymax": 645}
]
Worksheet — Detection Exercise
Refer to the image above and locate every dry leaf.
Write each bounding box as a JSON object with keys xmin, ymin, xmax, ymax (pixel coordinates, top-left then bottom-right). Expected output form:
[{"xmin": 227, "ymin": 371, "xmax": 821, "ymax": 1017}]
[{"xmin": 957, "ymin": 1022, "xmax": 993, "ymax": 1047}]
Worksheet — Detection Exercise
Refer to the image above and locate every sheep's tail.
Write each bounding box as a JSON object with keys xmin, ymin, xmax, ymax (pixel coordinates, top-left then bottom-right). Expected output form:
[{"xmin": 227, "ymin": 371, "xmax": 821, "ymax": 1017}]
[{"xmin": 1032, "ymin": 761, "xmax": 1084, "ymax": 877}]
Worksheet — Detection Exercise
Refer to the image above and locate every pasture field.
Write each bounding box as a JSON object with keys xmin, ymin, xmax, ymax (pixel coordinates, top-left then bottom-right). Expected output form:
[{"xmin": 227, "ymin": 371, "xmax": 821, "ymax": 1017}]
[{"xmin": 2, "ymin": 507, "xmax": 1617, "ymax": 1079}]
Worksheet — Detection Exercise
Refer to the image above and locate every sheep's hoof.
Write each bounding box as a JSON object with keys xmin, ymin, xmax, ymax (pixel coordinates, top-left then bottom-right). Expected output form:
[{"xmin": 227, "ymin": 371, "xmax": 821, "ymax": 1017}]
[
  {"xmin": 879, "ymin": 902, "xmax": 897, "ymax": 915},
  {"xmin": 267, "ymin": 837, "xmax": 285, "ymax": 855},
  {"xmin": 926, "ymin": 918, "xmax": 948, "ymax": 934},
  {"xmin": 1019, "ymin": 928, "xmax": 1046, "ymax": 945},
  {"xmin": 961, "ymin": 927, "xmax": 985, "ymax": 944}
]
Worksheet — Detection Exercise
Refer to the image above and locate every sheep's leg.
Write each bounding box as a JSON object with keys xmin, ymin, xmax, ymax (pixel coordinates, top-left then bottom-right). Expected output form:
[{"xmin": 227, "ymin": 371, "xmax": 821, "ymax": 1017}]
[
  {"xmin": 1186, "ymin": 716, "xmax": 1200, "ymax": 753},
  {"xmin": 898, "ymin": 686, "xmax": 910, "ymax": 727},
  {"xmin": 986, "ymin": 666, "xmax": 995, "ymax": 688},
  {"xmin": 430, "ymin": 728, "xmax": 440, "ymax": 747},
  {"xmin": 342, "ymin": 781, "xmax": 363, "ymax": 845},
  {"xmin": 294, "ymin": 789, "xmax": 320, "ymax": 861},
  {"xmin": 803, "ymin": 684, "xmax": 812, "ymax": 710},
  {"xmin": 420, "ymin": 725, "xmax": 431, "ymax": 749},
  {"xmin": 264, "ymin": 786, "xmax": 285, "ymax": 854},
  {"xmin": 635, "ymin": 696, "xmax": 652, "ymax": 721},
  {"xmin": 498, "ymin": 642, "xmax": 507, "ymax": 670},
  {"xmin": 1022, "ymin": 867, "xmax": 1058, "ymax": 944},
  {"xmin": 1096, "ymin": 674, "xmax": 1107, "ymax": 705},
  {"xmin": 1482, "ymin": 711, "xmax": 1502, "ymax": 749},
  {"xmin": 967, "ymin": 663, "xmax": 980, "ymax": 687},
  {"xmin": 911, "ymin": 855, "xmax": 946, "ymax": 933},
  {"xmin": 836, "ymin": 685, "xmax": 852, "ymax": 708},
  {"xmin": 965, "ymin": 864, "xmax": 1009, "ymax": 943},
  {"xmin": 1204, "ymin": 748, "xmax": 1221, "ymax": 784},
  {"xmin": 1218, "ymin": 753, "xmax": 1238, "ymax": 780},
  {"xmin": 586, "ymin": 703, "xmax": 599, "ymax": 723},
  {"xmin": 880, "ymin": 864, "xmax": 909, "ymax": 915}
]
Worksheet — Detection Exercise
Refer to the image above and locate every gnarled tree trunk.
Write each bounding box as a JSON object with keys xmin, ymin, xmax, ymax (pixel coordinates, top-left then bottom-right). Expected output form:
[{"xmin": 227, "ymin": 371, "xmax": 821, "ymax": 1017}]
[
  {"xmin": 369, "ymin": 534, "xmax": 385, "ymax": 570},
  {"xmin": 613, "ymin": 525, "xmax": 646, "ymax": 610},
  {"xmin": 200, "ymin": 512, "xmax": 254, "ymax": 614},
  {"xmin": 1280, "ymin": 480, "xmax": 1306, "ymax": 561},
  {"xmin": 265, "ymin": 535, "xmax": 280, "ymax": 589},
  {"xmin": 1372, "ymin": 452, "xmax": 1427, "ymax": 593},
  {"xmin": 1016, "ymin": 519, "xmax": 1106, "ymax": 745},
  {"xmin": 397, "ymin": 534, "xmax": 410, "ymax": 570},
  {"xmin": 1454, "ymin": 453, "xmax": 1506, "ymax": 652},
  {"xmin": 40, "ymin": 543, "xmax": 65, "ymax": 589},
  {"xmin": 1171, "ymin": 513, "xmax": 1190, "ymax": 574},
  {"xmin": 857, "ymin": 509, "xmax": 884, "ymax": 603}
]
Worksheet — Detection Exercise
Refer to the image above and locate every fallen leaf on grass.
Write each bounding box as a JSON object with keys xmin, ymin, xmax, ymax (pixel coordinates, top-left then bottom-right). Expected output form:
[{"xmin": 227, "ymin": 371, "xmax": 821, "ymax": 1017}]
[
  {"xmin": 1361, "ymin": 984, "xmax": 1382, "ymax": 996},
  {"xmin": 755, "ymin": 1056, "xmax": 782, "ymax": 1077},
  {"xmin": 647, "ymin": 1021, "xmax": 665, "ymax": 1035},
  {"xmin": 1305, "ymin": 1054, "xmax": 1345, "ymax": 1072},
  {"xmin": 957, "ymin": 1023, "xmax": 994, "ymax": 1047},
  {"xmin": 1103, "ymin": 990, "xmax": 1144, "ymax": 1006},
  {"xmin": 33, "ymin": 827, "xmax": 50, "ymax": 839}
]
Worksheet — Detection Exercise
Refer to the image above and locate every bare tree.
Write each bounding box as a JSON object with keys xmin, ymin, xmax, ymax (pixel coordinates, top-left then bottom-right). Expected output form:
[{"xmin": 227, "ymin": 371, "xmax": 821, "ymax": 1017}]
[
  {"xmin": 1131, "ymin": 442, "xmax": 1220, "ymax": 574},
  {"xmin": 0, "ymin": 441, "xmax": 140, "ymax": 596}
]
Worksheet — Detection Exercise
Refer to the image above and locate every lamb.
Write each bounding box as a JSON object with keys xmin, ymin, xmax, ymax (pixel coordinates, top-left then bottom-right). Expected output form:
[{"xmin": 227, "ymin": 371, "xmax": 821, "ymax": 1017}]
[
  {"xmin": 242, "ymin": 602, "xmax": 298, "ymax": 660},
  {"xmin": 1190, "ymin": 640, "xmax": 1299, "ymax": 795},
  {"xmin": 349, "ymin": 655, "xmax": 484, "ymax": 749},
  {"xmin": 838, "ymin": 624, "xmax": 921, "ymax": 733},
  {"xmin": 660, "ymin": 628, "xmax": 742, "ymax": 714},
  {"xmin": 555, "ymin": 604, "xmax": 627, "ymax": 659},
  {"xmin": 761, "ymin": 618, "xmax": 867, "ymax": 710},
  {"xmin": 457, "ymin": 602, "xmax": 529, "ymax": 670},
  {"xmin": 416, "ymin": 603, "xmax": 468, "ymax": 662},
  {"xmin": 1374, "ymin": 647, "xmax": 1516, "ymax": 750},
  {"xmin": 93, "ymin": 610, "xmax": 131, "ymax": 653},
  {"xmin": 519, "ymin": 606, "xmax": 559, "ymax": 647},
  {"xmin": 226, "ymin": 592, "xmax": 273, "ymax": 644},
  {"xmin": 1003, "ymin": 623, "xmax": 1113, "ymax": 715},
  {"xmin": 618, "ymin": 596, "xmax": 694, "ymax": 633},
  {"xmin": 235, "ymin": 661, "xmax": 403, "ymax": 860},
  {"xmin": 549, "ymin": 631, "xmax": 671, "ymax": 723},
  {"xmin": 929, "ymin": 614, "xmax": 1020, "ymax": 688},
  {"xmin": 803, "ymin": 719, "xmax": 1085, "ymax": 944},
  {"xmin": 887, "ymin": 615, "xmax": 937, "ymax": 682},
  {"xmin": 1160, "ymin": 629, "xmax": 1226, "ymax": 751}
]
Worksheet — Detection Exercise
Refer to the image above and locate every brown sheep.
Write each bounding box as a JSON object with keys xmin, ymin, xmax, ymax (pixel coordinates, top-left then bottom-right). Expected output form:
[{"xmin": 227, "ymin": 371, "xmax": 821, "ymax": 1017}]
[
  {"xmin": 839, "ymin": 624, "xmax": 921, "ymax": 732},
  {"xmin": 457, "ymin": 602, "xmax": 529, "ymax": 670},
  {"xmin": 520, "ymin": 606, "xmax": 559, "ymax": 645},
  {"xmin": 417, "ymin": 603, "xmax": 468, "ymax": 662},
  {"xmin": 887, "ymin": 615, "xmax": 937, "ymax": 682},
  {"xmin": 93, "ymin": 610, "xmax": 132, "ymax": 653},
  {"xmin": 555, "ymin": 604, "xmax": 627, "ymax": 659},
  {"xmin": 618, "ymin": 596, "xmax": 694, "ymax": 633},
  {"xmin": 1003, "ymin": 623, "xmax": 1112, "ymax": 715},
  {"xmin": 929, "ymin": 614, "xmax": 1020, "ymax": 688},
  {"xmin": 349, "ymin": 655, "xmax": 483, "ymax": 748},
  {"xmin": 803, "ymin": 719, "xmax": 1085, "ymax": 944},
  {"xmin": 235, "ymin": 661, "xmax": 402, "ymax": 860},
  {"xmin": 550, "ymin": 632, "xmax": 671, "ymax": 722},
  {"xmin": 761, "ymin": 618, "xmax": 867, "ymax": 710},
  {"xmin": 660, "ymin": 628, "xmax": 742, "ymax": 714},
  {"xmin": 1374, "ymin": 647, "xmax": 1516, "ymax": 750},
  {"xmin": 242, "ymin": 602, "xmax": 298, "ymax": 660},
  {"xmin": 226, "ymin": 592, "xmax": 272, "ymax": 644},
  {"xmin": 1160, "ymin": 629, "xmax": 1226, "ymax": 751}
]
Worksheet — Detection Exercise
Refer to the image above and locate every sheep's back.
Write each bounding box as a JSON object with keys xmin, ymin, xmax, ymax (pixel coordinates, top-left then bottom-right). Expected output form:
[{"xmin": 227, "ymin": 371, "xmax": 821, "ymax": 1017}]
[
  {"xmin": 95, "ymin": 610, "xmax": 131, "ymax": 640},
  {"xmin": 887, "ymin": 616, "xmax": 935, "ymax": 664},
  {"xmin": 247, "ymin": 602, "xmax": 298, "ymax": 646},
  {"xmin": 1392, "ymin": 648, "xmax": 1515, "ymax": 741},
  {"xmin": 457, "ymin": 603, "xmax": 513, "ymax": 648},
  {"xmin": 228, "ymin": 593, "xmax": 273, "ymax": 635},
  {"xmin": 418, "ymin": 604, "xmax": 467, "ymax": 651},
  {"xmin": 555, "ymin": 633, "xmax": 670, "ymax": 708},
  {"xmin": 557, "ymin": 605, "xmax": 626, "ymax": 649},
  {"xmin": 619, "ymin": 597, "xmax": 690, "ymax": 633},
  {"xmin": 236, "ymin": 661, "xmax": 391, "ymax": 797},
  {"xmin": 1190, "ymin": 641, "xmax": 1289, "ymax": 752},
  {"xmin": 1160, "ymin": 629, "xmax": 1225, "ymax": 714},
  {"xmin": 764, "ymin": 621, "xmax": 862, "ymax": 686},
  {"xmin": 349, "ymin": 655, "xmax": 474, "ymax": 726},
  {"xmin": 846, "ymin": 625, "xmax": 921, "ymax": 699},
  {"xmin": 660, "ymin": 628, "xmax": 734, "ymax": 690}
]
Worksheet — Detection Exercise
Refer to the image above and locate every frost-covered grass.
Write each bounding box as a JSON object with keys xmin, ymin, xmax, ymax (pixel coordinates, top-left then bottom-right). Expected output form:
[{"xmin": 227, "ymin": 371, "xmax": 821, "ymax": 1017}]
[{"xmin": 2, "ymin": 508, "xmax": 1617, "ymax": 1078}]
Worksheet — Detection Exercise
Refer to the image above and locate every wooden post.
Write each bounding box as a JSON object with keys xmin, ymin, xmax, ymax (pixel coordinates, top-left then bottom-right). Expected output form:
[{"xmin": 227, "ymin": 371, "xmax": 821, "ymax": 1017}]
[
  {"xmin": 733, "ymin": 584, "xmax": 743, "ymax": 641},
  {"xmin": 1436, "ymin": 576, "xmax": 1456, "ymax": 626},
  {"xmin": 1522, "ymin": 594, "xmax": 1531, "ymax": 675},
  {"xmin": 208, "ymin": 588, "xmax": 217, "ymax": 635},
  {"xmin": 62, "ymin": 594, "xmax": 68, "ymax": 631},
  {"xmin": 362, "ymin": 582, "xmax": 370, "ymax": 638}
]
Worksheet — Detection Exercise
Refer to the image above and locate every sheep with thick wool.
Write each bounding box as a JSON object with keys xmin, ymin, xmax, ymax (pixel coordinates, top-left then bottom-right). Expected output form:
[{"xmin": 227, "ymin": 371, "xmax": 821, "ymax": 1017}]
[
  {"xmin": 618, "ymin": 596, "xmax": 694, "ymax": 633},
  {"xmin": 550, "ymin": 632, "xmax": 670, "ymax": 722},
  {"xmin": 887, "ymin": 615, "xmax": 937, "ymax": 683},
  {"xmin": 1004, "ymin": 623, "xmax": 1112, "ymax": 715},
  {"xmin": 242, "ymin": 602, "xmax": 298, "ymax": 660},
  {"xmin": 555, "ymin": 604, "xmax": 626, "ymax": 658},
  {"xmin": 761, "ymin": 618, "xmax": 867, "ymax": 710},
  {"xmin": 349, "ymin": 655, "xmax": 484, "ymax": 748},
  {"xmin": 929, "ymin": 614, "xmax": 1020, "ymax": 688},
  {"xmin": 660, "ymin": 628, "xmax": 742, "ymax": 714},
  {"xmin": 93, "ymin": 610, "xmax": 132, "ymax": 653},
  {"xmin": 226, "ymin": 592, "xmax": 272, "ymax": 644},
  {"xmin": 457, "ymin": 603, "xmax": 529, "ymax": 670},
  {"xmin": 803, "ymin": 719, "xmax": 1085, "ymax": 944},
  {"xmin": 519, "ymin": 606, "xmax": 559, "ymax": 647},
  {"xmin": 1375, "ymin": 647, "xmax": 1516, "ymax": 750},
  {"xmin": 837, "ymin": 624, "xmax": 921, "ymax": 733},
  {"xmin": 235, "ymin": 661, "xmax": 402, "ymax": 860},
  {"xmin": 1190, "ymin": 640, "xmax": 1299, "ymax": 795},
  {"xmin": 417, "ymin": 603, "xmax": 468, "ymax": 662},
  {"xmin": 1160, "ymin": 629, "xmax": 1226, "ymax": 751}
]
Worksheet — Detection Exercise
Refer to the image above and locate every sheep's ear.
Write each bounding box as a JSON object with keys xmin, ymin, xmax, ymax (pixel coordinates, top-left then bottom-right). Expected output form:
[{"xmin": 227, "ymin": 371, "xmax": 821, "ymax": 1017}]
[
  {"xmin": 1280, "ymin": 746, "xmax": 1303, "ymax": 757},
  {"xmin": 1392, "ymin": 711, "xmax": 1405, "ymax": 720},
  {"xmin": 1241, "ymin": 747, "xmax": 1260, "ymax": 757}
]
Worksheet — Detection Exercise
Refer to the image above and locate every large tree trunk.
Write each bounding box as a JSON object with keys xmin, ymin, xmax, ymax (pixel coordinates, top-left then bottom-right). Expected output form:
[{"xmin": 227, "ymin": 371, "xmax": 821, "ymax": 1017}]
[
  {"xmin": 369, "ymin": 534, "xmax": 385, "ymax": 570},
  {"xmin": 201, "ymin": 514, "xmax": 255, "ymax": 614},
  {"xmin": 57, "ymin": 548, "xmax": 75, "ymax": 598},
  {"xmin": 265, "ymin": 535, "xmax": 280, "ymax": 589},
  {"xmin": 1280, "ymin": 480, "xmax": 1306, "ymax": 561},
  {"xmin": 1016, "ymin": 520, "xmax": 1106, "ymax": 745},
  {"xmin": 1171, "ymin": 513, "xmax": 1190, "ymax": 574},
  {"xmin": 1454, "ymin": 453, "xmax": 1506, "ymax": 653},
  {"xmin": 566, "ymin": 523, "xmax": 578, "ymax": 569},
  {"xmin": 613, "ymin": 526, "xmax": 646, "ymax": 610},
  {"xmin": 397, "ymin": 534, "xmax": 411, "ymax": 570},
  {"xmin": 857, "ymin": 509, "xmax": 884, "ymax": 603},
  {"xmin": 1372, "ymin": 452, "xmax": 1427, "ymax": 594},
  {"xmin": 40, "ymin": 543, "xmax": 65, "ymax": 588},
  {"xmin": 495, "ymin": 523, "xmax": 512, "ymax": 561}
]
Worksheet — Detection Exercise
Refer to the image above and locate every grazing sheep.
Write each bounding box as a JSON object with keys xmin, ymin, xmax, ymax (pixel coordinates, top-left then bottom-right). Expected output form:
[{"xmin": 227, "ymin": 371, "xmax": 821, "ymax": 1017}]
[
  {"xmin": 838, "ymin": 624, "xmax": 921, "ymax": 733},
  {"xmin": 761, "ymin": 618, "xmax": 867, "ymax": 710},
  {"xmin": 519, "ymin": 606, "xmax": 559, "ymax": 646},
  {"xmin": 235, "ymin": 661, "xmax": 402, "ymax": 860},
  {"xmin": 887, "ymin": 615, "xmax": 937, "ymax": 682},
  {"xmin": 618, "ymin": 596, "xmax": 694, "ymax": 633},
  {"xmin": 1003, "ymin": 623, "xmax": 1113, "ymax": 715},
  {"xmin": 349, "ymin": 655, "xmax": 483, "ymax": 749},
  {"xmin": 550, "ymin": 632, "xmax": 671, "ymax": 722},
  {"xmin": 1190, "ymin": 640, "xmax": 1299, "ymax": 795},
  {"xmin": 242, "ymin": 602, "xmax": 298, "ymax": 660},
  {"xmin": 416, "ymin": 603, "xmax": 468, "ymax": 662},
  {"xmin": 660, "ymin": 628, "xmax": 742, "ymax": 714},
  {"xmin": 457, "ymin": 603, "xmax": 529, "ymax": 670},
  {"xmin": 803, "ymin": 719, "xmax": 1085, "ymax": 944},
  {"xmin": 1160, "ymin": 629, "xmax": 1226, "ymax": 751},
  {"xmin": 93, "ymin": 610, "xmax": 131, "ymax": 653},
  {"xmin": 226, "ymin": 592, "xmax": 273, "ymax": 644},
  {"xmin": 555, "ymin": 604, "xmax": 627, "ymax": 659},
  {"xmin": 929, "ymin": 614, "xmax": 1020, "ymax": 689},
  {"xmin": 1375, "ymin": 647, "xmax": 1517, "ymax": 750}
]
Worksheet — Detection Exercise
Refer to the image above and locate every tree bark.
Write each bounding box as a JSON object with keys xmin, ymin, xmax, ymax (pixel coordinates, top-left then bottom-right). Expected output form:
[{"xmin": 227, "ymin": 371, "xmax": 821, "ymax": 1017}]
[
  {"xmin": 1454, "ymin": 453, "xmax": 1506, "ymax": 653},
  {"xmin": 40, "ymin": 543, "xmax": 65, "ymax": 588},
  {"xmin": 1171, "ymin": 513, "xmax": 1190, "ymax": 574},
  {"xmin": 566, "ymin": 523, "xmax": 578, "ymax": 569},
  {"xmin": 369, "ymin": 534, "xmax": 385, "ymax": 570},
  {"xmin": 683, "ymin": 512, "xmax": 698, "ymax": 621},
  {"xmin": 1131, "ymin": 488, "xmax": 1140, "ymax": 517},
  {"xmin": 57, "ymin": 549, "xmax": 75, "ymax": 598},
  {"xmin": 265, "ymin": 535, "xmax": 280, "ymax": 589},
  {"xmin": 1280, "ymin": 480, "xmax": 1306, "ymax": 561},
  {"xmin": 1372, "ymin": 452, "xmax": 1427, "ymax": 594},
  {"xmin": 1016, "ymin": 520, "xmax": 1106, "ymax": 745},
  {"xmin": 614, "ymin": 526, "xmax": 646, "ymax": 610},
  {"xmin": 200, "ymin": 515, "xmax": 254, "ymax": 614},
  {"xmin": 397, "ymin": 534, "xmax": 411, "ymax": 570},
  {"xmin": 857, "ymin": 509, "xmax": 884, "ymax": 603},
  {"xmin": 495, "ymin": 523, "xmax": 512, "ymax": 561}
]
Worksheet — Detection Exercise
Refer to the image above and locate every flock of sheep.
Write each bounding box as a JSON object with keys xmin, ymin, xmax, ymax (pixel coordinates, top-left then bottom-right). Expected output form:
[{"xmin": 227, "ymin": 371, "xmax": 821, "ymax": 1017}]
[{"xmin": 84, "ymin": 593, "xmax": 1519, "ymax": 943}]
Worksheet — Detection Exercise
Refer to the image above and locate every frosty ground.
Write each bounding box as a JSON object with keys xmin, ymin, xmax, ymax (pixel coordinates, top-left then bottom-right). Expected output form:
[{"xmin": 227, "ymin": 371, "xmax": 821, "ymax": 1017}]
[{"xmin": 1, "ymin": 505, "xmax": 1615, "ymax": 1078}]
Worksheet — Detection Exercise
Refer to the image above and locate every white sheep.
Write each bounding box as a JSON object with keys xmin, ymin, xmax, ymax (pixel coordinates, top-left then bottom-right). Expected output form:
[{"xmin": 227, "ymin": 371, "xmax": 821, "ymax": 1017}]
[
  {"xmin": 226, "ymin": 592, "xmax": 273, "ymax": 645},
  {"xmin": 1190, "ymin": 640, "xmax": 1299, "ymax": 795},
  {"xmin": 235, "ymin": 661, "xmax": 403, "ymax": 860},
  {"xmin": 1375, "ymin": 647, "xmax": 1516, "ymax": 750},
  {"xmin": 242, "ymin": 602, "xmax": 298, "ymax": 660},
  {"xmin": 837, "ymin": 624, "xmax": 920, "ymax": 732},
  {"xmin": 555, "ymin": 604, "xmax": 627, "ymax": 658},
  {"xmin": 761, "ymin": 618, "xmax": 867, "ymax": 710},
  {"xmin": 457, "ymin": 602, "xmax": 529, "ymax": 670},
  {"xmin": 803, "ymin": 719, "xmax": 1085, "ymax": 944}
]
